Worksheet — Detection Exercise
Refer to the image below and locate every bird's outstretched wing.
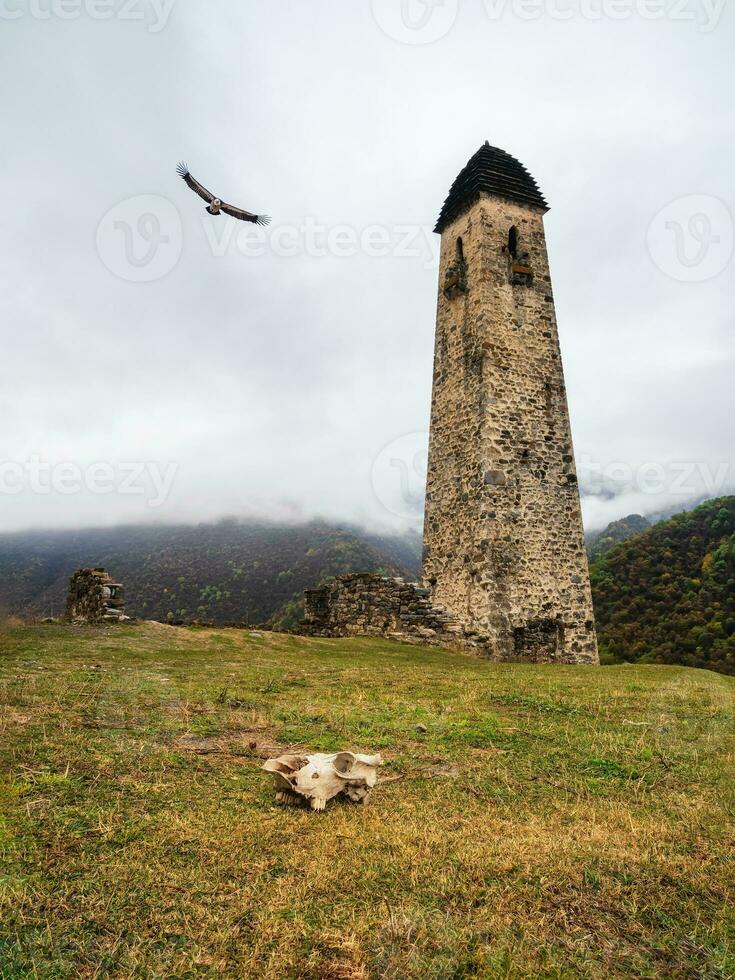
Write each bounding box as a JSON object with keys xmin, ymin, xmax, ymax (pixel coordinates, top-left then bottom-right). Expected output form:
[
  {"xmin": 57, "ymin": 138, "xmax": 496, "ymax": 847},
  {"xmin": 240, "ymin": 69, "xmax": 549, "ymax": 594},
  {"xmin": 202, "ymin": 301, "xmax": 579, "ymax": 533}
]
[
  {"xmin": 176, "ymin": 162, "xmax": 216, "ymax": 204},
  {"xmin": 220, "ymin": 202, "xmax": 271, "ymax": 226}
]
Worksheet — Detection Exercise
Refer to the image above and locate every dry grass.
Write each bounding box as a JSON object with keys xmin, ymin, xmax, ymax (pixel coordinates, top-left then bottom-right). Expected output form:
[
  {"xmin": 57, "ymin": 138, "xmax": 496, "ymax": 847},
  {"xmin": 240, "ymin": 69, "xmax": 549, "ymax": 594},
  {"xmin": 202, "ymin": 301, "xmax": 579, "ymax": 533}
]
[
  {"xmin": 0, "ymin": 622, "xmax": 733, "ymax": 978},
  {"xmin": 0, "ymin": 616, "xmax": 26, "ymax": 633}
]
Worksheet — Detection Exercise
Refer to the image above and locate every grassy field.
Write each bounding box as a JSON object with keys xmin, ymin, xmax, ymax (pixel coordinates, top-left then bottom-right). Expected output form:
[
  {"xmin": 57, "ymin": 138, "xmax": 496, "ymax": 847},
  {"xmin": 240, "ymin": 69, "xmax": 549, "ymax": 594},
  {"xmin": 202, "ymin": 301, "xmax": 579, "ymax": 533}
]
[{"xmin": 1, "ymin": 621, "xmax": 734, "ymax": 979}]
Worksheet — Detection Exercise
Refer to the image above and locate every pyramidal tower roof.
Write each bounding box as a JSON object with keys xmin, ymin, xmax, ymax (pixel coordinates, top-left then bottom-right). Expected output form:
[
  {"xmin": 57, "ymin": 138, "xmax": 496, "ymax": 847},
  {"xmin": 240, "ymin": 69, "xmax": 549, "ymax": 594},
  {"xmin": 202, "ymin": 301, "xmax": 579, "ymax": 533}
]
[{"xmin": 435, "ymin": 142, "xmax": 549, "ymax": 233}]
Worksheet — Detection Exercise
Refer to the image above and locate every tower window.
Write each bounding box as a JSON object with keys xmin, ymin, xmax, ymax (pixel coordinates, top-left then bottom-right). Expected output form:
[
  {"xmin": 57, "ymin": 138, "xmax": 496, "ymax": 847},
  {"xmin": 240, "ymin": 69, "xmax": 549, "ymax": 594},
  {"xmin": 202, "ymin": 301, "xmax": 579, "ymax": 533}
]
[
  {"xmin": 443, "ymin": 236, "xmax": 468, "ymax": 298},
  {"xmin": 508, "ymin": 225, "xmax": 533, "ymax": 286},
  {"xmin": 508, "ymin": 226, "xmax": 519, "ymax": 259}
]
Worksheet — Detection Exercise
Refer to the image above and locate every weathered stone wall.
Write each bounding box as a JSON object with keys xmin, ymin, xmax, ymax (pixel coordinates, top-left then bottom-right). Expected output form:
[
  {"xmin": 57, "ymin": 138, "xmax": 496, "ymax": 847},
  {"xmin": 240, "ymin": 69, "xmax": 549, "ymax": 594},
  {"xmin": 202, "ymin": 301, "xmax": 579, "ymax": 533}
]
[
  {"xmin": 302, "ymin": 574, "xmax": 474, "ymax": 651},
  {"xmin": 65, "ymin": 568, "xmax": 128, "ymax": 624},
  {"xmin": 422, "ymin": 192, "xmax": 598, "ymax": 664},
  {"xmin": 301, "ymin": 573, "xmax": 584, "ymax": 662}
]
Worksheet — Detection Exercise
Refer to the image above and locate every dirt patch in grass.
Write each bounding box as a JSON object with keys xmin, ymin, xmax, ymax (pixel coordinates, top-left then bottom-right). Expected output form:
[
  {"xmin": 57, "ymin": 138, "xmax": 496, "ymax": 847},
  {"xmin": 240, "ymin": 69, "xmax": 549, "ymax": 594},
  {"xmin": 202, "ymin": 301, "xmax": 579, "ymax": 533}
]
[
  {"xmin": 0, "ymin": 707, "xmax": 31, "ymax": 729},
  {"xmin": 419, "ymin": 761, "xmax": 460, "ymax": 779},
  {"xmin": 0, "ymin": 615, "xmax": 26, "ymax": 631},
  {"xmin": 174, "ymin": 728, "xmax": 299, "ymax": 762}
]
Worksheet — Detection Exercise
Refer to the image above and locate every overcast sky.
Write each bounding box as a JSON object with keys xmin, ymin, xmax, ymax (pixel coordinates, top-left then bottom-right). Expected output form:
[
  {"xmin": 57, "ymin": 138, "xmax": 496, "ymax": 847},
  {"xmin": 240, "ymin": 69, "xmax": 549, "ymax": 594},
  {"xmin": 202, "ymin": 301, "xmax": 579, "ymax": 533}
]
[{"xmin": 1, "ymin": 0, "xmax": 733, "ymax": 535}]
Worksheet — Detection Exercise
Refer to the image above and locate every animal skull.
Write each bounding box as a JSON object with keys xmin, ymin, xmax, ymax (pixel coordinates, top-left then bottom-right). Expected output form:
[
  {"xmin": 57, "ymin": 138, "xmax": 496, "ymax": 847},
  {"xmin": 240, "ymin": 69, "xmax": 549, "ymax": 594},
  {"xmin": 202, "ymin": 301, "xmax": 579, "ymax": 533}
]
[{"xmin": 262, "ymin": 751, "xmax": 382, "ymax": 811}]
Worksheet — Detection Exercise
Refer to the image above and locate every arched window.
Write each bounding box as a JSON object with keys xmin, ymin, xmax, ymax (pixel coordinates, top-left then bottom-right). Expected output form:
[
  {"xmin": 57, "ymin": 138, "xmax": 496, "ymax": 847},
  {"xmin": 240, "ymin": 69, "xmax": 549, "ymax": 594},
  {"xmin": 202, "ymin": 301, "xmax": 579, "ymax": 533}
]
[{"xmin": 508, "ymin": 226, "xmax": 519, "ymax": 259}]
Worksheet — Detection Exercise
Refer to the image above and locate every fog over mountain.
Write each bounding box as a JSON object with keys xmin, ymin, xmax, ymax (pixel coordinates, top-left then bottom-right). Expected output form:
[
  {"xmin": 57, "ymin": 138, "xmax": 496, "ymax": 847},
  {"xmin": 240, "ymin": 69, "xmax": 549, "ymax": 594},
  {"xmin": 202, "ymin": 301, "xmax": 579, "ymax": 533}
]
[{"xmin": 2, "ymin": 2, "xmax": 733, "ymax": 537}]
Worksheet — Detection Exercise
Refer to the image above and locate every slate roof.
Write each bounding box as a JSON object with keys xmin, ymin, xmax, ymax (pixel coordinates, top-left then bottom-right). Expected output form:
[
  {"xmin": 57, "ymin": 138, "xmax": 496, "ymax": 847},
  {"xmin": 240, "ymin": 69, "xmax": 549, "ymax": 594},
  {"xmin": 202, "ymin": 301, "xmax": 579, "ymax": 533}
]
[{"xmin": 435, "ymin": 142, "xmax": 549, "ymax": 233}]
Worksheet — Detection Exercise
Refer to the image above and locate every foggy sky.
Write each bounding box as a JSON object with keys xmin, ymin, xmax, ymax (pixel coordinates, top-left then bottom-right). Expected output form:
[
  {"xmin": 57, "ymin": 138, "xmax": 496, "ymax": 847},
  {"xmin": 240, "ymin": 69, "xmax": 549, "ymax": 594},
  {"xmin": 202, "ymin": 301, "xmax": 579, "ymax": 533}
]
[{"xmin": 1, "ymin": 0, "xmax": 733, "ymax": 536}]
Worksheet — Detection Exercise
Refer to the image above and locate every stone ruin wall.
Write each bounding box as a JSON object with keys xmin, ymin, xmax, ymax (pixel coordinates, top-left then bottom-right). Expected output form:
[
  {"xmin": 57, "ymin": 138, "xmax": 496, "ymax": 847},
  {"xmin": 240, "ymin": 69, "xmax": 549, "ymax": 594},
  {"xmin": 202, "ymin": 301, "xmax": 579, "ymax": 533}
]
[
  {"xmin": 301, "ymin": 574, "xmax": 473, "ymax": 652},
  {"xmin": 301, "ymin": 573, "xmax": 558, "ymax": 659},
  {"xmin": 65, "ymin": 569, "xmax": 128, "ymax": 624},
  {"xmin": 422, "ymin": 195, "xmax": 598, "ymax": 665}
]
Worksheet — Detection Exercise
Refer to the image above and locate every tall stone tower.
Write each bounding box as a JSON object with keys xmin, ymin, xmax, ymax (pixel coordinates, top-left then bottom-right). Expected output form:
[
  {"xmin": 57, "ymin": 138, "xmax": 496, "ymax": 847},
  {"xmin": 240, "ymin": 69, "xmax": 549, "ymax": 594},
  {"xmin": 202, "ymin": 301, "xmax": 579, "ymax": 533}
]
[{"xmin": 422, "ymin": 143, "xmax": 598, "ymax": 664}]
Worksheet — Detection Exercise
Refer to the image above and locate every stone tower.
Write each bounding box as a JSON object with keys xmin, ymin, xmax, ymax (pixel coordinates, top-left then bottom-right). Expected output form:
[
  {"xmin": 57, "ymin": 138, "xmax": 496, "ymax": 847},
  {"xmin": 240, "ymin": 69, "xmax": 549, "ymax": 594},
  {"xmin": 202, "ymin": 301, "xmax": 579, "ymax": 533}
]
[{"xmin": 422, "ymin": 143, "xmax": 598, "ymax": 664}]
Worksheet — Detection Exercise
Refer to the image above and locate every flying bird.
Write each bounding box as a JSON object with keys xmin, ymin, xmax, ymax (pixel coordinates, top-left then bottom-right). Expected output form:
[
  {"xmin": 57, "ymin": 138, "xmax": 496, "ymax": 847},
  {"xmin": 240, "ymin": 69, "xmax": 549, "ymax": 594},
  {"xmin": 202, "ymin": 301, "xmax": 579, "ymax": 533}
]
[{"xmin": 176, "ymin": 162, "xmax": 271, "ymax": 226}]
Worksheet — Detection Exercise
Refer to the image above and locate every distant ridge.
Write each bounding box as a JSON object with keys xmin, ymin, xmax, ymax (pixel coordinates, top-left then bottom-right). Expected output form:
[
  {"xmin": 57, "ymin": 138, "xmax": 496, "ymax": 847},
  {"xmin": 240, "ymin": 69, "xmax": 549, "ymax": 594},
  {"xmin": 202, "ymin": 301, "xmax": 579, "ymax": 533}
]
[
  {"xmin": 4, "ymin": 498, "xmax": 734, "ymax": 674},
  {"xmin": 0, "ymin": 520, "xmax": 422, "ymax": 630},
  {"xmin": 586, "ymin": 514, "xmax": 652, "ymax": 561}
]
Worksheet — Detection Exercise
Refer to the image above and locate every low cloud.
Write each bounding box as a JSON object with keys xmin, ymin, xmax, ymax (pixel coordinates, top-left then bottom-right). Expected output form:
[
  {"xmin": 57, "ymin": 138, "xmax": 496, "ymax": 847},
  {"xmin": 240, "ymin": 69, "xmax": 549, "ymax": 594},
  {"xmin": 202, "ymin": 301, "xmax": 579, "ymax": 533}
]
[{"xmin": 1, "ymin": 3, "xmax": 732, "ymax": 537}]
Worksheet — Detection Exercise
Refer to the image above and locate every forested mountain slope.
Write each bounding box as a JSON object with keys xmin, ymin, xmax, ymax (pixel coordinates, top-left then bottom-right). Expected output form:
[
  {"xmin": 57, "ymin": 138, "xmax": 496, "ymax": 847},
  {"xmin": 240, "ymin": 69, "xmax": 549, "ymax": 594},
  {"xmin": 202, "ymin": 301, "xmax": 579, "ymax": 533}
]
[
  {"xmin": 590, "ymin": 498, "xmax": 735, "ymax": 674},
  {"xmin": 586, "ymin": 514, "xmax": 652, "ymax": 561},
  {"xmin": 0, "ymin": 521, "xmax": 421, "ymax": 628}
]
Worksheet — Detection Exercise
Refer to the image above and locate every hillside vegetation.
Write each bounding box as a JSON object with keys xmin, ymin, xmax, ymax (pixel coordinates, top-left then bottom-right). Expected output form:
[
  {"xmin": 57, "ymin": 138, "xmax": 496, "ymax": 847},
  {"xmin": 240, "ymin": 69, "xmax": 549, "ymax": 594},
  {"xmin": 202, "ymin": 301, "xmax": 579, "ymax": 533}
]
[
  {"xmin": 0, "ymin": 521, "xmax": 420, "ymax": 629},
  {"xmin": 586, "ymin": 514, "xmax": 651, "ymax": 562},
  {"xmin": 4, "ymin": 499, "xmax": 735, "ymax": 676},
  {"xmin": 591, "ymin": 497, "xmax": 735, "ymax": 675},
  {"xmin": 1, "ymin": 622, "xmax": 733, "ymax": 978}
]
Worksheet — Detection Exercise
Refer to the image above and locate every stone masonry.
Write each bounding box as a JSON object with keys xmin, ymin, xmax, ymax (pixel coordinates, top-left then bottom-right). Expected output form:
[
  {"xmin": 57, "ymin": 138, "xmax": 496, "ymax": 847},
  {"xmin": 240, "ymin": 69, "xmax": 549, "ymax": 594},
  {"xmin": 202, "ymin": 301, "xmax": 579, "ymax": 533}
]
[
  {"xmin": 422, "ymin": 144, "xmax": 598, "ymax": 664},
  {"xmin": 65, "ymin": 568, "xmax": 128, "ymax": 624},
  {"xmin": 302, "ymin": 574, "xmax": 481, "ymax": 652},
  {"xmin": 300, "ymin": 143, "xmax": 598, "ymax": 665}
]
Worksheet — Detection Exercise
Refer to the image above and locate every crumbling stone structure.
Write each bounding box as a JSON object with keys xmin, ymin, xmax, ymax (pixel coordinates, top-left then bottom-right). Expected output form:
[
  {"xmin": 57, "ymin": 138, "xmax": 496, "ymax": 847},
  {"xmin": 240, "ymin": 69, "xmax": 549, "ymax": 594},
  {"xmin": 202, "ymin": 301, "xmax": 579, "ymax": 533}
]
[
  {"xmin": 303, "ymin": 574, "xmax": 475, "ymax": 651},
  {"xmin": 65, "ymin": 568, "xmax": 128, "ymax": 624},
  {"xmin": 301, "ymin": 143, "xmax": 598, "ymax": 665}
]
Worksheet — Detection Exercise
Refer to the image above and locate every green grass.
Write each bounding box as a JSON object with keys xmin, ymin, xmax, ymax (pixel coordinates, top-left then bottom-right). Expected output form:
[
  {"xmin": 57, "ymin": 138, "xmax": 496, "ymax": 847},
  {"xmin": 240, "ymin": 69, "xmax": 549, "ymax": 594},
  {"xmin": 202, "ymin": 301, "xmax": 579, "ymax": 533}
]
[{"xmin": 1, "ymin": 621, "xmax": 734, "ymax": 978}]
